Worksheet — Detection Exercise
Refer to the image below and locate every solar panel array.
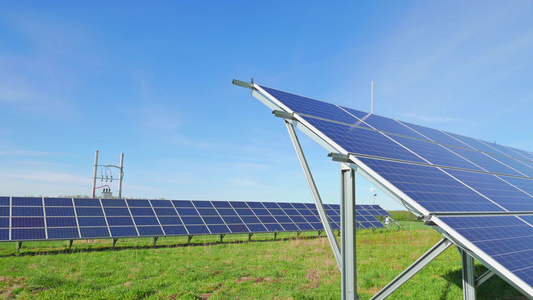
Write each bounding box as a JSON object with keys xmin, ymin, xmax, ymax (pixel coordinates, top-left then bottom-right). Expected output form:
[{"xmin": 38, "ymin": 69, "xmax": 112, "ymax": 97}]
[
  {"xmin": 0, "ymin": 197, "xmax": 387, "ymax": 242},
  {"xmin": 256, "ymin": 84, "xmax": 533, "ymax": 295}
]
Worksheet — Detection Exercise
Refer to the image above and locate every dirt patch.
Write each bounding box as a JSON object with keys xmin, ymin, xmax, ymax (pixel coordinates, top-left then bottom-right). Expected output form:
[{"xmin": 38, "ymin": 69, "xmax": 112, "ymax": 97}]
[
  {"xmin": 305, "ymin": 269, "xmax": 322, "ymax": 288},
  {"xmin": 201, "ymin": 293, "xmax": 212, "ymax": 299},
  {"xmin": 0, "ymin": 276, "xmax": 28, "ymax": 298},
  {"xmin": 236, "ymin": 277, "xmax": 264, "ymax": 283}
]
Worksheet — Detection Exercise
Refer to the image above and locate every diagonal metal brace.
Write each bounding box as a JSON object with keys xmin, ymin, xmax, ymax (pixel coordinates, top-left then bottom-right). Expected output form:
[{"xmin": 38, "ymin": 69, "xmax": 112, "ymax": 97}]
[
  {"xmin": 371, "ymin": 238, "xmax": 453, "ymax": 300},
  {"xmin": 285, "ymin": 121, "xmax": 342, "ymax": 269}
]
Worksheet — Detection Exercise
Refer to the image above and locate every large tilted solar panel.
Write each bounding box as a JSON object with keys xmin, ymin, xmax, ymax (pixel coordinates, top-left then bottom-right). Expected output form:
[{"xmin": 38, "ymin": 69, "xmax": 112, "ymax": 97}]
[
  {"xmin": 254, "ymin": 84, "xmax": 533, "ymax": 296},
  {"xmin": 0, "ymin": 197, "xmax": 387, "ymax": 241}
]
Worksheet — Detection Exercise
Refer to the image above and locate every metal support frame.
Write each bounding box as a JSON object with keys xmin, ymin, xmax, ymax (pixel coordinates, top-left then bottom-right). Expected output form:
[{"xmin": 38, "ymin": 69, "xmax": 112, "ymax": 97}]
[
  {"xmin": 296, "ymin": 231, "xmax": 301, "ymax": 238},
  {"xmin": 285, "ymin": 121, "xmax": 342, "ymax": 268},
  {"xmin": 341, "ymin": 163, "xmax": 358, "ymax": 300},
  {"xmin": 68, "ymin": 239, "xmax": 74, "ymax": 250},
  {"xmin": 475, "ymin": 270, "xmax": 494, "ymax": 287},
  {"xmin": 318, "ymin": 230, "xmax": 322, "ymax": 237},
  {"xmin": 112, "ymin": 238, "xmax": 118, "ymax": 250},
  {"xmin": 371, "ymin": 238, "xmax": 453, "ymax": 299},
  {"xmin": 248, "ymin": 233, "xmax": 253, "ymax": 242},
  {"xmin": 188, "ymin": 235, "xmax": 193, "ymax": 245},
  {"xmin": 274, "ymin": 232, "xmax": 278, "ymax": 241},
  {"xmin": 152, "ymin": 237, "xmax": 159, "ymax": 247},
  {"xmin": 16, "ymin": 241, "xmax": 22, "ymax": 254},
  {"xmin": 459, "ymin": 248, "xmax": 477, "ymax": 299},
  {"xmin": 220, "ymin": 234, "xmax": 225, "ymax": 243}
]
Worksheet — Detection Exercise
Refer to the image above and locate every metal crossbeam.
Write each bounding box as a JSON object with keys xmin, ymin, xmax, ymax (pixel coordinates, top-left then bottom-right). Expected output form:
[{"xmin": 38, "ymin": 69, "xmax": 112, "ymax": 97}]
[{"xmin": 371, "ymin": 238, "xmax": 453, "ymax": 300}]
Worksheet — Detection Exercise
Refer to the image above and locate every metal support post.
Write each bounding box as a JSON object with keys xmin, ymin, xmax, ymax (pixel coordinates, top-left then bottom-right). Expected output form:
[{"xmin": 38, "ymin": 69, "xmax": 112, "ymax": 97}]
[
  {"xmin": 152, "ymin": 237, "xmax": 158, "ymax": 247},
  {"xmin": 68, "ymin": 240, "xmax": 73, "ymax": 250},
  {"xmin": 220, "ymin": 234, "xmax": 225, "ymax": 243},
  {"xmin": 370, "ymin": 238, "xmax": 453, "ymax": 300},
  {"xmin": 92, "ymin": 150, "xmax": 98, "ymax": 198},
  {"xmin": 318, "ymin": 230, "xmax": 322, "ymax": 237},
  {"xmin": 297, "ymin": 232, "xmax": 301, "ymax": 239},
  {"xmin": 112, "ymin": 238, "xmax": 118, "ymax": 250},
  {"xmin": 340, "ymin": 163, "xmax": 358, "ymax": 300},
  {"xmin": 248, "ymin": 233, "xmax": 253, "ymax": 242},
  {"xmin": 188, "ymin": 235, "xmax": 193, "ymax": 245},
  {"xmin": 16, "ymin": 241, "xmax": 22, "ymax": 254},
  {"xmin": 118, "ymin": 153, "xmax": 124, "ymax": 198},
  {"xmin": 459, "ymin": 248, "xmax": 477, "ymax": 299},
  {"xmin": 285, "ymin": 121, "xmax": 341, "ymax": 268},
  {"xmin": 274, "ymin": 232, "xmax": 278, "ymax": 241}
]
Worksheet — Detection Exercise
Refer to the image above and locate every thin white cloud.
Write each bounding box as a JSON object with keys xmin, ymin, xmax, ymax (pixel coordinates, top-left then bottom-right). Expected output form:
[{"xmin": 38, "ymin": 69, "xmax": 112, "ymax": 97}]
[
  {"xmin": 0, "ymin": 150, "xmax": 69, "ymax": 156},
  {"xmin": 0, "ymin": 171, "xmax": 88, "ymax": 185},
  {"xmin": 402, "ymin": 113, "xmax": 468, "ymax": 124}
]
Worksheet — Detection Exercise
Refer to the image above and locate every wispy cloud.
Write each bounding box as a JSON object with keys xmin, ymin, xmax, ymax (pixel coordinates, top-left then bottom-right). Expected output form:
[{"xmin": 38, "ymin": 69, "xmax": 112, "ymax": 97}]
[
  {"xmin": 0, "ymin": 171, "xmax": 88, "ymax": 185},
  {"xmin": 0, "ymin": 150, "xmax": 69, "ymax": 156},
  {"xmin": 402, "ymin": 113, "xmax": 468, "ymax": 124}
]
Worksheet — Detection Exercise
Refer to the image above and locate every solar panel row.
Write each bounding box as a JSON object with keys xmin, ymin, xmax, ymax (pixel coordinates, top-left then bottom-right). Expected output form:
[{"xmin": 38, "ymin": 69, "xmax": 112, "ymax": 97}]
[
  {"xmin": 253, "ymin": 84, "xmax": 533, "ymax": 297},
  {"xmin": 0, "ymin": 197, "xmax": 387, "ymax": 241},
  {"xmin": 259, "ymin": 86, "xmax": 533, "ymax": 214},
  {"xmin": 260, "ymin": 86, "xmax": 533, "ymax": 179}
]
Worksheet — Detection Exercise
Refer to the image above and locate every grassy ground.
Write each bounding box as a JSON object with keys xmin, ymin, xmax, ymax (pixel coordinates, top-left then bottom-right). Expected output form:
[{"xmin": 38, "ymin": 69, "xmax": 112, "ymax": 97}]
[{"xmin": 0, "ymin": 223, "xmax": 526, "ymax": 299}]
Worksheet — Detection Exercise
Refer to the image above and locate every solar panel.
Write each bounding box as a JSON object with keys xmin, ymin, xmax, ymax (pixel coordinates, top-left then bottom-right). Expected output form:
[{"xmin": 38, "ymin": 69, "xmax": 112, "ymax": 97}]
[
  {"xmin": 249, "ymin": 83, "xmax": 533, "ymax": 297},
  {"xmin": 0, "ymin": 197, "xmax": 388, "ymax": 242}
]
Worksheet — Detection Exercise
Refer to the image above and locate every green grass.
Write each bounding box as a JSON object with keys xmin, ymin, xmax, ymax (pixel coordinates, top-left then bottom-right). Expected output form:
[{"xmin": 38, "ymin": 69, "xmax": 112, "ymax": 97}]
[{"xmin": 0, "ymin": 228, "xmax": 526, "ymax": 299}]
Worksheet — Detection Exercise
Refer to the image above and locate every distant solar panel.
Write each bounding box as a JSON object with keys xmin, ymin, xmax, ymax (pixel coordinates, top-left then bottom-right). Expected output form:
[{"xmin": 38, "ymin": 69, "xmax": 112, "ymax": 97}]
[{"xmin": 0, "ymin": 197, "xmax": 387, "ymax": 242}]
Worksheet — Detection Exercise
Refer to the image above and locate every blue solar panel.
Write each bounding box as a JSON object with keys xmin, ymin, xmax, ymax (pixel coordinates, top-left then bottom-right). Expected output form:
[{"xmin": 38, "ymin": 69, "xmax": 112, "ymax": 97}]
[
  {"xmin": 390, "ymin": 135, "xmax": 484, "ymax": 171},
  {"xmin": 499, "ymin": 176, "xmax": 533, "ymax": 197},
  {"xmin": 197, "ymin": 208, "xmax": 218, "ymax": 216},
  {"xmin": 341, "ymin": 107, "xmax": 429, "ymax": 140},
  {"xmin": 212, "ymin": 201, "xmax": 231, "ymax": 208},
  {"xmin": 192, "ymin": 201, "xmax": 213, "ymax": 208},
  {"xmin": 158, "ymin": 216, "xmax": 182, "ymax": 225},
  {"xmin": 216, "ymin": 208, "xmax": 237, "ymax": 216},
  {"xmin": 0, "ymin": 218, "xmax": 9, "ymax": 228},
  {"xmin": 76, "ymin": 207, "xmax": 104, "ymax": 216},
  {"xmin": 46, "ymin": 207, "xmax": 75, "ymax": 216},
  {"xmin": 281, "ymin": 223, "xmax": 299, "ymax": 231},
  {"xmin": 398, "ymin": 121, "xmax": 471, "ymax": 149},
  {"xmin": 359, "ymin": 157, "xmax": 505, "ymax": 213},
  {"xmin": 133, "ymin": 217, "xmax": 159, "ymax": 226},
  {"xmin": 445, "ymin": 132, "xmax": 504, "ymax": 156},
  {"xmin": 101, "ymin": 199, "xmax": 127, "ymax": 207},
  {"xmin": 12, "ymin": 207, "xmax": 43, "ymax": 217},
  {"xmin": 229, "ymin": 201, "xmax": 249, "ymax": 208},
  {"xmin": 207, "ymin": 225, "xmax": 230, "ymax": 234},
  {"xmin": 150, "ymin": 200, "xmax": 173, "ymax": 207},
  {"xmin": 264, "ymin": 223, "xmax": 283, "ymax": 232},
  {"xmin": 445, "ymin": 169, "xmax": 533, "ymax": 211},
  {"xmin": 12, "ymin": 217, "xmax": 44, "ymax": 227},
  {"xmin": 235, "ymin": 208, "xmax": 254, "ymax": 216},
  {"xmin": 181, "ymin": 216, "xmax": 204, "ymax": 225},
  {"xmin": 154, "ymin": 208, "xmax": 177, "ymax": 216},
  {"xmin": 48, "ymin": 228, "xmax": 79, "ymax": 239},
  {"xmin": 78, "ymin": 217, "xmax": 107, "ymax": 227},
  {"xmin": 44, "ymin": 198, "xmax": 73, "ymax": 207},
  {"xmin": 246, "ymin": 224, "xmax": 268, "ymax": 232},
  {"xmin": 444, "ymin": 146, "xmax": 523, "ymax": 176},
  {"xmin": 126, "ymin": 199, "xmax": 150, "ymax": 207},
  {"xmin": 46, "ymin": 217, "xmax": 77, "ymax": 227},
  {"xmin": 107, "ymin": 217, "xmax": 134, "ymax": 226},
  {"xmin": 137, "ymin": 226, "xmax": 163, "ymax": 236},
  {"xmin": 241, "ymin": 216, "xmax": 261, "ymax": 223},
  {"xmin": 0, "ymin": 207, "xmax": 9, "ymax": 217},
  {"xmin": 163, "ymin": 225, "xmax": 187, "ymax": 235},
  {"xmin": 228, "ymin": 224, "xmax": 250, "ymax": 233},
  {"xmin": 74, "ymin": 198, "xmax": 101, "ymax": 206},
  {"xmin": 485, "ymin": 141, "xmax": 531, "ymax": 160},
  {"xmin": 172, "ymin": 200, "xmax": 194, "ymax": 208},
  {"xmin": 0, "ymin": 197, "xmax": 9, "ymax": 206},
  {"xmin": 507, "ymin": 146, "xmax": 533, "ymax": 162},
  {"xmin": 486, "ymin": 154, "xmax": 533, "ymax": 178},
  {"xmin": 130, "ymin": 207, "xmax": 155, "ymax": 216},
  {"xmin": 104, "ymin": 207, "xmax": 131, "ymax": 216},
  {"xmin": 0, "ymin": 229, "xmax": 8, "ymax": 240},
  {"xmin": 176, "ymin": 208, "xmax": 198, "ymax": 216},
  {"xmin": 12, "ymin": 228, "xmax": 45, "ymax": 240},
  {"xmin": 260, "ymin": 86, "xmax": 368, "ymax": 126},
  {"xmin": 202, "ymin": 216, "xmax": 224, "ymax": 225},
  {"xmin": 80, "ymin": 227, "xmax": 109, "ymax": 238},
  {"xmin": 440, "ymin": 216, "xmax": 533, "ymax": 287},
  {"xmin": 110, "ymin": 226, "xmax": 138, "ymax": 237},
  {"xmin": 12, "ymin": 197, "xmax": 42, "ymax": 206},
  {"xmin": 304, "ymin": 116, "xmax": 427, "ymax": 163}
]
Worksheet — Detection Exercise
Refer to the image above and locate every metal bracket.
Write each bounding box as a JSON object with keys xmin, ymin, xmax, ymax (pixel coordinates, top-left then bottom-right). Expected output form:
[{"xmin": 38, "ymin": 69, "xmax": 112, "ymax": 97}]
[
  {"xmin": 475, "ymin": 270, "xmax": 494, "ymax": 287},
  {"xmin": 329, "ymin": 153, "xmax": 352, "ymax": 163},
  {"xmin": 232, "ymin": 79, "xmax": 254, "ymax": 89},
  {"xmin": 273, "ymin": 110, "xmax": 295, "ymax": 120},
  {"xmin": 371, "ymin": 238, "xmax": 453, "ymax": 300},
  {"xmin": 112, "ymin": 238, "xmax": 118, "ymax": 250}
]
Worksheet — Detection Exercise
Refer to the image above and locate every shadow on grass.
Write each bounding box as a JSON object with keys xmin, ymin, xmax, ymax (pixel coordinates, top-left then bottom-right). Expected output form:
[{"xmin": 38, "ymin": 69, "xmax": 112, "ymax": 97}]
[
  {"xmin": 0, "ymin": 234, "xmax": 327, "ymax": 258},
  {"xmin": 441, "ymin": 265, "xmax": 528, "ymax": 300}
]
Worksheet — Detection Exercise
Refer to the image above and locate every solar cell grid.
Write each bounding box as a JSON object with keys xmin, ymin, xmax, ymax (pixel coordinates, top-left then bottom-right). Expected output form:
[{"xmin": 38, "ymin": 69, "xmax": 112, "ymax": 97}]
[
  {"xmin": 212, "ymin": 201, "xmax": 231, "ymax": 208},
  {"xmin": 305, "ymin": 116, "xmax": 427, "ymax": 164},
  {"xmin": 229, "ymin": 201, "xmax": 249, "ymax": 208},
  {"xmin": 101, "ymin": 199, "xmax": 127, "ymax": 207},
  {"xmin": 0, "ymin": 197, "xmax": 9, "ymax": 206},
  {"xmin": 12, "ymin": 197, "xmax": 42, "ymax": 206},
  {"xmin": 126, "ymin": 199, "xmax": 150, "ymax": 207},
  {"xmin": 486, "ymin": 154, "xmax": 533, "ymax": 178},
  {"xmin": 0, "ymin": 207, "xmax": 9, "ymax": 217},
  {"xmin": 172, "ymin": 200, "xmax": 194, "ymax": 208},
  {"xmin": 150, "ymin": 200, "xmax": 173, "ymax": 207},
  {"xmin": 74, "ymin": 198, "xmax": 101, "ymax": 207},
  {"xmin": 44, "ymin": 198, "xmax": 73, "ymax": 207},
  {"xmin": 398, "ymin": 121, "xmax": 471, "ymax": 149}
]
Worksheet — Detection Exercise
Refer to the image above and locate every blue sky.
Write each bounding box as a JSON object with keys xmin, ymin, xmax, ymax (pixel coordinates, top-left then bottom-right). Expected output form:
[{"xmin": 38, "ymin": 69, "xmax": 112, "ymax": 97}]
[{"xmin": 1, "ymin": 1, "xmax": 533, "ymax": 210}]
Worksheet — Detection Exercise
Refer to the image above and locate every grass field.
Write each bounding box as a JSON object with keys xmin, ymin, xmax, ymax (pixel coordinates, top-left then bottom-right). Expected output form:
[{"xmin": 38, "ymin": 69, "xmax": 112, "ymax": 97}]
[{"xmin": 0, "ymin": 222, "xmax": 526, "ymax": 299}]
